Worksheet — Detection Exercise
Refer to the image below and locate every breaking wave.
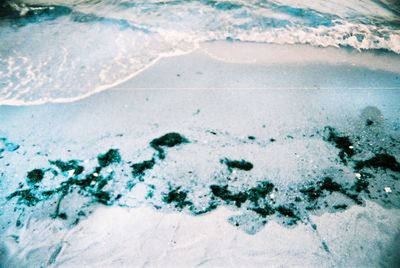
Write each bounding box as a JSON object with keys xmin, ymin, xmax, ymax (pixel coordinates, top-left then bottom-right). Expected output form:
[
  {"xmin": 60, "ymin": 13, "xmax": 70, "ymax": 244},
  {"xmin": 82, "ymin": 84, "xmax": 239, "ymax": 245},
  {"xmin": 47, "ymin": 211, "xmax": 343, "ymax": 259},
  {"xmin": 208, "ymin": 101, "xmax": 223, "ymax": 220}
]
[{"xmin": 0, "ymin": 0, "xmax": 399, "ymax": 104}]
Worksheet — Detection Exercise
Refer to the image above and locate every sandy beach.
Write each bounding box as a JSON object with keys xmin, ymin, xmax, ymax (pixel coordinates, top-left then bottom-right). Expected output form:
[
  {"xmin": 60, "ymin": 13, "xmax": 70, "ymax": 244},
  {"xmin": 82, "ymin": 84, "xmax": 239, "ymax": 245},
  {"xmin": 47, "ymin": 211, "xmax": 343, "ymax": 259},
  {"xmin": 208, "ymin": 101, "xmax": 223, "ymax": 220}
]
[{"xmin": 1, "ymin": 42, "xmax": 400, "ymax": 267}]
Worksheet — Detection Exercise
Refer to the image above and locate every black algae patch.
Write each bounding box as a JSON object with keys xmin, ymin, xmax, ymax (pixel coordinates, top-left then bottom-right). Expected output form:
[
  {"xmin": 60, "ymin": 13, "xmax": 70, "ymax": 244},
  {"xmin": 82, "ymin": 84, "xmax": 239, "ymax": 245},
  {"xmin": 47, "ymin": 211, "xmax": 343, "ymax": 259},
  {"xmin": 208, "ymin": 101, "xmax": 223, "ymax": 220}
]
[
  {"xmin": 366, "ymin": 119, "xmax": 374, "ymax": 126},
  {"xmin": 247, "ymin": 181, "xmax": 275, "ymax": 203},
  {"xmin": 299, "ymin": 186, "xmax": 321, "ymax": 202},
  {"xmin": 150, "ymin": 133, "xmax": 189, "ymax": 159},
  {"xmin": 221, "ymin": 159, "xmax": 253, "ymax": 171},
  {"xmin": 210, "ymin": 185, "xmax": 248, "ymax": 207},
  {"xmin": 276, "ymin": 205, "xmax": 299, "ymax": 221},
  {"xmin": 355, "ymin": 154, "xmax": 400, "ymax": 172},
  {"xmin": 320, "ymin": 177, "xmax": 342, "ymax": 193},
  {"xmin": 301, "ymin": 178, "xmax": 342, "ymax": 201},
  {"xmin": 7, "ymin": 189, "xmax": 39, "ymax": 207},
  {"xmin": 210, "ymin": 181, "xmax": 275, "ymax": 210},
  {"xmin": 353, "ymin": 177, "xmax": 370, "ymax": 193},
  {"xmin": 249, "ymin": 204, "xmax": 275, "ymax": 218},
  {"xmin": 46, "ymin": 169, "xmax": 117, "ymax": 215},
  {"xmin": 333, "ymin": 204, "xmax": 348, "ymax": 210},
  {"xmin": 58, "ymin": 213, "xmax": 68, "ymax": 220},
  {"xmin": 323, "ymin": 126, "xmax": 354, "ymax": 162},
  {"xmin": 300, "ymin": 177, "xmax": 363, "ymax": 206},
  {"xmin": 50, "ymin": 160, "xmax": 84, "ymax": 175},
  {"xmin": 131, "ymin": 158, "xmax": 156, "ymax": 179},
  {"xmin": 4, "ymin": 122, "xmax": 399, "ymax": 234},
  {"xmin": 163, "ymin": 187, "xmax": 192, "ymax": 209},
  {"xmin": 92, "ymin": 191, "xmax": 112, "ymax": 205},
  {"xmin": 97, "ymin": 149, "xmax": 121, "ymax": 167},
  {"xmin": 8, "ymin": 151, "xmax": 122, "ymax": 222},
  {"xmin": 26, "ymin": 169, "xmax": 45, "ymax": 184}
]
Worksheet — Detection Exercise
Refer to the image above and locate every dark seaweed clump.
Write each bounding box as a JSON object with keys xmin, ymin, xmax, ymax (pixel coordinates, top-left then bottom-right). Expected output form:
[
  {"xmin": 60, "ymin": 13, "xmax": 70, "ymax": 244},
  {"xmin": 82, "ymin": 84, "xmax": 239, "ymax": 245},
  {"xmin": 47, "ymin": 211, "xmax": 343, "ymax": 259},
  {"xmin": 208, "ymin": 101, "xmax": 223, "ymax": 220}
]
[
  {"xmin": 300, "ymin": 177, "xmax": 363, "ymax": 206},
  {"xmin": 26, "ymin": 169, "xmax": 45, "ymax": 184},
  {"xmin": 210, "ymin": 185, "xmax": 248, "ymax": 207},
  {"xmin": 7, "ymin": 149, "xmax": 122, "ymax": 222},
  {"xmin": 323, "ymin": 126, "xmax": 354, "ymax": 162},
  {"xmin": 209, "ymin": 181, "xmax": 303, "ymax": 224},
  {"xmin": 210, "ymin": 181, "xmax": 274, "ymax": 210},
  {"xmin": 130, "ymin": 132, "xmax": 189, "ymax": 184},
  {"xmin": 366, "ymin": 119, "xmax": 374, "ymax": 126},
  {"xmin": 150, "ymin": 132, "xmax": 189, "ymax": 159},
  {"xmin": 355, "ymin": 153, "xmax": 400, "ymax": 172},
  {"xmin": 249, "ymin": 204, "xmax": 275, "ymax": 218},
  {"xmin": 167, "ymin": 180, "xmax": 277, "ymax": 217},
  {"xmin": 162, "ymin": 187, "xmax": 192, "ymax": 210},
  {"xmin": 50, "ymin": 160, "xmax": 84, "ymax": 175},
  {"xmin": 97, "ymin": 149, "xmax": 121, "ymax": 167},
  {"xmin": 4, "ymin": 126, "xmax": 399, "ymax": 234},
  {"xmin": 221, "ymin": 158, "xmax": 253, "ymax": 171},
  {"xmin": 353, "ymin": 176, "xmax": 370, "ymax": 193},
  {"xmin": 300, "ymin": 177, "xmax": 342, "ymax": 200},
  {"xmin": 247, "ymin": 181, "xmax": 275, "ymax": 203},
  {"xmin": 6, "ymin": 189, "xmax": 39, "ymax": 207},
  {"xmin": 333, "ymin": 204, "xmax": 348, "ymax": 210},
  {"xmin": 62, "ymin": 167, "xmax": 116, "ymax": 205},
  {"xmin": 276, "ymin": 205, "xmax": 300, "ymax": 221},
  {"xmin": 131, "ymin": 158, "xmax": 156, "ymax": 179}
]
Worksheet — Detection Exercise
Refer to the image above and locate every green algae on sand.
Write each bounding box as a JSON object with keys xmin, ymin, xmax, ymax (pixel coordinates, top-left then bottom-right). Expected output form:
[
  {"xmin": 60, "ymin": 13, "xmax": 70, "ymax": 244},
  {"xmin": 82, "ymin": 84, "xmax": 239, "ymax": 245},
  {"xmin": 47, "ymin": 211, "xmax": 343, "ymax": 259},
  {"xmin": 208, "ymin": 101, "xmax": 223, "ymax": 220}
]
[
  {"xmin": 323, "ymin": 126, "xmax": 354, "ymax": 163},
  {"xmin": 355, "ymin": 153, "xmax": 400, "ymax": 172},
  {"xmin": 3, "ymin": 121, "xmax": 400, "ymax": 234},
  {"xmin": 150, "ymin": 132, "xmax": 189, "ymax": 159},
  {"xmin": 97, "ymin": 149, "xmax": 121, "ymax": 167},
  {"xmin": 276, "ymin": 205, "xmax": 299, "ymax": 220},
  {"xmin": 210, "ymin": 185, "xmax": 248, "ymax": 207},
  {"xmin": 7, "ymin": 189, "xmax": 40, "ymax": 207},
  {"xmin": 221, "ymin": 158, "xmax": 253, "ymax": 171},
  {"xmin": 50, "ymin": 160, "xmax": 84, "ymax": 175},
  {"xmin": 131, "ymin": 158, "xmax": 156, "ymax": 179},
  {"xmin": 162, "ymin": 187, "xmax": 192, "ymax": 210},
  {"xmin": 26, "ymin": 169, "xmax": 45, "ymax": 184},
  {"xmin": 210, "ymin": 181, "xmax": 274, "ymax": 209}
]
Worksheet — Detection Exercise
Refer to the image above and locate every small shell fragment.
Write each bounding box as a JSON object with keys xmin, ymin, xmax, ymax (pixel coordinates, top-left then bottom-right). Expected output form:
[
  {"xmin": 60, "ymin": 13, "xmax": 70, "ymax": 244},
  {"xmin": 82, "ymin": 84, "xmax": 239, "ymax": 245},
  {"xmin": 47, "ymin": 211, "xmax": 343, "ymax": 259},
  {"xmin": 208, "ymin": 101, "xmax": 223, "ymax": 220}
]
[{"xmin": 384, "ymin": 187, "xmax": 392, "ymax": 193}]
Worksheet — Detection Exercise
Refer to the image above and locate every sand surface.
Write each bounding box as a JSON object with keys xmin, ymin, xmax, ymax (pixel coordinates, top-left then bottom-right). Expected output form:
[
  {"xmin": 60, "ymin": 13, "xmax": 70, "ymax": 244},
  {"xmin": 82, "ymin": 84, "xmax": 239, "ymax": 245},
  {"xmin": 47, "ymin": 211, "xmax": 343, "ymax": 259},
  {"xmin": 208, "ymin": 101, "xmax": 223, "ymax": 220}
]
[{"xmin": 1, "ymin": 42, "xmax": 400, "ymax": 267}]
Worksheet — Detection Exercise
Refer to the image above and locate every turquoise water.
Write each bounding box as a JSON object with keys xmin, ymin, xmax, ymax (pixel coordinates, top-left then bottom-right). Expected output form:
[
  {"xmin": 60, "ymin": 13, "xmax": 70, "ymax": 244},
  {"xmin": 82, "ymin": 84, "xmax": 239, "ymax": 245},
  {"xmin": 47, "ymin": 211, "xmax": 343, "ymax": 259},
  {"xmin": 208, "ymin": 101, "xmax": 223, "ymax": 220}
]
[{"xmin": 0, "ymin": 0, "xmax": 399, "ymax": 104}]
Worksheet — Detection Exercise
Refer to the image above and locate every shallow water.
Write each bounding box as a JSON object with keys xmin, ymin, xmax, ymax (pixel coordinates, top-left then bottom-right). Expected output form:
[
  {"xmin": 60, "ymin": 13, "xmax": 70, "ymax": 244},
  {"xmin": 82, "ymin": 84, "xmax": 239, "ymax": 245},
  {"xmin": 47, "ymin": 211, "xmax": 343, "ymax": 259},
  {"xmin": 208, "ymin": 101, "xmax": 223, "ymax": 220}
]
[{"xmin": 1, "ymin": 0, "xmax": 400, "ymax": 104}]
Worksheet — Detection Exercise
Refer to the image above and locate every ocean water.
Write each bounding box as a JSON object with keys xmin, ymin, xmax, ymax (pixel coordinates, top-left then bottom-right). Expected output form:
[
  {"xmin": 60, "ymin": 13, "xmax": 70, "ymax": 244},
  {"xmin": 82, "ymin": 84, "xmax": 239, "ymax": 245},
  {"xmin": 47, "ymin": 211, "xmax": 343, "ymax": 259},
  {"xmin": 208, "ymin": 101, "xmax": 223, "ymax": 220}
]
[{"xmin": 0, "ymin": 0, "xmax": 400, "ymax": 104}]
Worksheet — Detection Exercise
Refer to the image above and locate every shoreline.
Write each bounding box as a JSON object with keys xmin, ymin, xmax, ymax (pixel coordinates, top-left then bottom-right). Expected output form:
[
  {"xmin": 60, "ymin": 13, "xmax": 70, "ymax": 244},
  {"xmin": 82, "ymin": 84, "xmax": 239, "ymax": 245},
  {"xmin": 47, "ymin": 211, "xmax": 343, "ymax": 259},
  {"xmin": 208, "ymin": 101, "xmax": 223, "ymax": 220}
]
[{"xmin": 1, "ymin": 41, "xmax": 400, "ymax": 106}]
